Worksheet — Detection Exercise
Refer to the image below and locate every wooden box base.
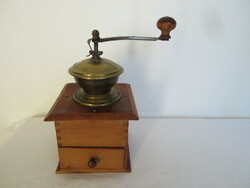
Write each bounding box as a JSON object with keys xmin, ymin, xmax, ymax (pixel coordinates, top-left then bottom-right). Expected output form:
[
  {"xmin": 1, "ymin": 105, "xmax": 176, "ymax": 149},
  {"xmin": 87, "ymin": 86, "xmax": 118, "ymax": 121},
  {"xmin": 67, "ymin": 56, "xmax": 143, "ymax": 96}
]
[{"xmin": 44, "ymin": 83, "xmax": 138, "ymax": 173}]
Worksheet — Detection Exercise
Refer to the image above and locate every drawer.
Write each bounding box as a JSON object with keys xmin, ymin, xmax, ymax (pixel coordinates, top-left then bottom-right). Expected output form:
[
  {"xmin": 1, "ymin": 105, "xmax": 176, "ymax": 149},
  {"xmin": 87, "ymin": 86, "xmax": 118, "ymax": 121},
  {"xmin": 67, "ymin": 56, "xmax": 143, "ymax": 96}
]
[
  {"xmin": 55, "ymin": 120, "xmax": 128, "ymax": 147},
  {"xmin": 58, "ymin": 147, "xmax": 126, "ymax": 169}
]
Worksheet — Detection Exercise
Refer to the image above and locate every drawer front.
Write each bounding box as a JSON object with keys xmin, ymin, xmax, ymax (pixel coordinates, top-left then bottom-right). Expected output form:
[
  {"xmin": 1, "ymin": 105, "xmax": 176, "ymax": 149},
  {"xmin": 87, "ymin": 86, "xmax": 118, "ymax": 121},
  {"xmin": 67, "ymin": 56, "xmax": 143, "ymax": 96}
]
[
  {"xmin": 58, "ymin": 147, "xmax": 125, "ymax": 169},
  {"xmin": 55, "ymin": 120, "xmax": 128, "ymax": 147}
]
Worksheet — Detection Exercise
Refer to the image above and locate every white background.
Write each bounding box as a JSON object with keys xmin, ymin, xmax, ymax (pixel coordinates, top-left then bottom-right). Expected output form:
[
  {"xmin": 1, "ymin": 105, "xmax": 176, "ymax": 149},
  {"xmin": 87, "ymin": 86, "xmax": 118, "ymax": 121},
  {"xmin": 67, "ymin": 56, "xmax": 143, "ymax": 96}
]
[{"xmin": 1, "ymin": 0, "xmax": 250, "ymax": 143}]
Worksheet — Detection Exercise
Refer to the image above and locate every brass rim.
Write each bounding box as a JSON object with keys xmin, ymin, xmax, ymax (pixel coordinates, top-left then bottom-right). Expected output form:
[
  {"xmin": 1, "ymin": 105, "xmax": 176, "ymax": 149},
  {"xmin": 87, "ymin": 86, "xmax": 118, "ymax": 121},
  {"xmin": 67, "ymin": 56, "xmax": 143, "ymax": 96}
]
[{"xmin": 73, "ymin": 88, "xmax": 122, "ymax": 107}]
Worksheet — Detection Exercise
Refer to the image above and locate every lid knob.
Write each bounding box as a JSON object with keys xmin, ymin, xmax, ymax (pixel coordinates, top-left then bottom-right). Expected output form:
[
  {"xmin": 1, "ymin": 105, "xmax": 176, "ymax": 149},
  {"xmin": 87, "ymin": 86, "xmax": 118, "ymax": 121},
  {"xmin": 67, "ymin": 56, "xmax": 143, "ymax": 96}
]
[{"xmin": 157, "ymin": 16, "xmax": 177, "ymax": 40}]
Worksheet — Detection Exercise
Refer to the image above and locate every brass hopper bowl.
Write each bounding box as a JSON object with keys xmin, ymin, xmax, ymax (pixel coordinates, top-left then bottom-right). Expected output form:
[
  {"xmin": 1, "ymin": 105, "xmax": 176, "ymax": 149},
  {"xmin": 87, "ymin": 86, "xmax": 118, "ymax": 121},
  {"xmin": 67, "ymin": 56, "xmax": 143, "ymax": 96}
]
[
  {"xmin": 69, "ymin": 16, "xmax": 176, "ymax": 107},
  {"xmin": 68, "ymin": 56, "xmax": 124, "ymax": 107}
]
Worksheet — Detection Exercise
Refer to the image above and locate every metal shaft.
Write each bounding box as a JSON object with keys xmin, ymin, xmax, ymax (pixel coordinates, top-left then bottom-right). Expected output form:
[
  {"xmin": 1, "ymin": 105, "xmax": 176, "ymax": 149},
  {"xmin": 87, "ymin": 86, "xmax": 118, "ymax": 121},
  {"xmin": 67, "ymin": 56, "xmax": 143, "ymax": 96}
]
[{"xmin": 99, "ymin": 36, "xmax": 159, "ymax": 42}]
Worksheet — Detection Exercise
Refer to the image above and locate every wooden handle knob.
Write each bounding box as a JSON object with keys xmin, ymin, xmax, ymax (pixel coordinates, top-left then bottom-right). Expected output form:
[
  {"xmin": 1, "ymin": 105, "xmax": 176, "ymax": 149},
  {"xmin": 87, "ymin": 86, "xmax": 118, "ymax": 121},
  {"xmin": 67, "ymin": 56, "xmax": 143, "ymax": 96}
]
[
  {"xmin": 157, "ymin": 16, "xmax": 176, "ymax": 40},
  {"xmin": 88, "ymin": 158, "xmax": 97, "ymax": 168}
]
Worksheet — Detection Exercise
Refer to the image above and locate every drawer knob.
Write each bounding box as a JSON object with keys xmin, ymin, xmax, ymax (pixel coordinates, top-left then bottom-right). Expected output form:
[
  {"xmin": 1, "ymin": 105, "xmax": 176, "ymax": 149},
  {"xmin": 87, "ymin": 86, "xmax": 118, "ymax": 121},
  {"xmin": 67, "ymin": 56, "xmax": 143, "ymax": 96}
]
[{"xmin": 88, "ymin": 157, "xmax": 97, "ymax": 168}]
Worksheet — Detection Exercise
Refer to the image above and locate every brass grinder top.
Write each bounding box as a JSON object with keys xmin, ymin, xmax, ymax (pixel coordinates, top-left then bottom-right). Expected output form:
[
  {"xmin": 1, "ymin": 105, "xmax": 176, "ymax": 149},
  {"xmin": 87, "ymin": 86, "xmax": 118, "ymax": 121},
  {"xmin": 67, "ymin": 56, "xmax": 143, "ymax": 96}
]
[{"xmin": 68, "ymin": 16, "xmax": 176, "ymax": 107}]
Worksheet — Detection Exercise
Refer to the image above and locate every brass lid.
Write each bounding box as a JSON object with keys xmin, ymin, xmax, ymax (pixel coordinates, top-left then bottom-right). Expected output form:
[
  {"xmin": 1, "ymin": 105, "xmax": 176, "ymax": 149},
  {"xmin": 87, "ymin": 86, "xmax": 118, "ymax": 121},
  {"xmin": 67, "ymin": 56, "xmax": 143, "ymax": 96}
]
[{"xmin": 68, "ymin": 58, "xmax": 124, "ymax": 80}]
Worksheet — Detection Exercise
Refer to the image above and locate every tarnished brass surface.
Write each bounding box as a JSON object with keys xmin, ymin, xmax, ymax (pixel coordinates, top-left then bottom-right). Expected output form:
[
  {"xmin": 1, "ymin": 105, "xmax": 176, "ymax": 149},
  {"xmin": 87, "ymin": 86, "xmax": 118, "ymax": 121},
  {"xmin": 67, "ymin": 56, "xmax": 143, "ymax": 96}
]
[
  {"xmin": 73, "ymin": 87, "xmax": 121, "ymax": 107},
  {"xmin": 68, "ymin": 57, "xmax": 123, "ymax": 107},
  {"xmin": 69, "ymin": 58, "xmax": 123, "ymax": 80},
  {"xmin": 74, "ymin": 76, "xmax": 119, "ymax": 95}
]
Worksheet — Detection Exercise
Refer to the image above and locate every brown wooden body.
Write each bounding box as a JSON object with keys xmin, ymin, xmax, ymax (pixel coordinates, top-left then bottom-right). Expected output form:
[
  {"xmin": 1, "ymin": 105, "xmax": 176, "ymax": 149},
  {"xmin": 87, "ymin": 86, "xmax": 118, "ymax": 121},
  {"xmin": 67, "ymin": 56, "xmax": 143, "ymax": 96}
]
[{"xmin": 44, "ymin": 83, "xmax": 138, "ymax": 173}]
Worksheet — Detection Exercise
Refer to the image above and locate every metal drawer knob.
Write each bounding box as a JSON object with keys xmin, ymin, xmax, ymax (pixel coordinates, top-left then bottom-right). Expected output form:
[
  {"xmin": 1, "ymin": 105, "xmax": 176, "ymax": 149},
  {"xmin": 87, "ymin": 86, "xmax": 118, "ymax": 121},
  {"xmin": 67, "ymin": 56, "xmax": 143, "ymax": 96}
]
[{"xmin": 88, "ymin": 157, "xmax": 97, "ymax": 168}]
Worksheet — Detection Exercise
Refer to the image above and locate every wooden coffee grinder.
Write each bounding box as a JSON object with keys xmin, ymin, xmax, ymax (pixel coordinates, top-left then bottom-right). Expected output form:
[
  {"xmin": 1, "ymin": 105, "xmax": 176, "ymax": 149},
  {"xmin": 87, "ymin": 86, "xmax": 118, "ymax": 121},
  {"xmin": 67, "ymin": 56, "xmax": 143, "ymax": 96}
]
[{"xmin": 44, "ymin": 16, "xmax": 176, "ymax": 173}]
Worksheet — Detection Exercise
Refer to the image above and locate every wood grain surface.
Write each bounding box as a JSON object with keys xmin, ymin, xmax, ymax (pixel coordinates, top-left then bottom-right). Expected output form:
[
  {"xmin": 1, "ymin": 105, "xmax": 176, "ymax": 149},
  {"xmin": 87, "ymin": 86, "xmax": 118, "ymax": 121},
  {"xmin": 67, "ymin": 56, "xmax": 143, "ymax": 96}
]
[
  {"xmin": 44, "ymin": 83, "xmax": 139, "ymax": 121},
  {"xmin": 58, "ymin": 147, "xmax": 127, "ymax": 169},
  {"xmin": 56, "ymin": 120, "xmax": 128, "ymax": 147}
]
